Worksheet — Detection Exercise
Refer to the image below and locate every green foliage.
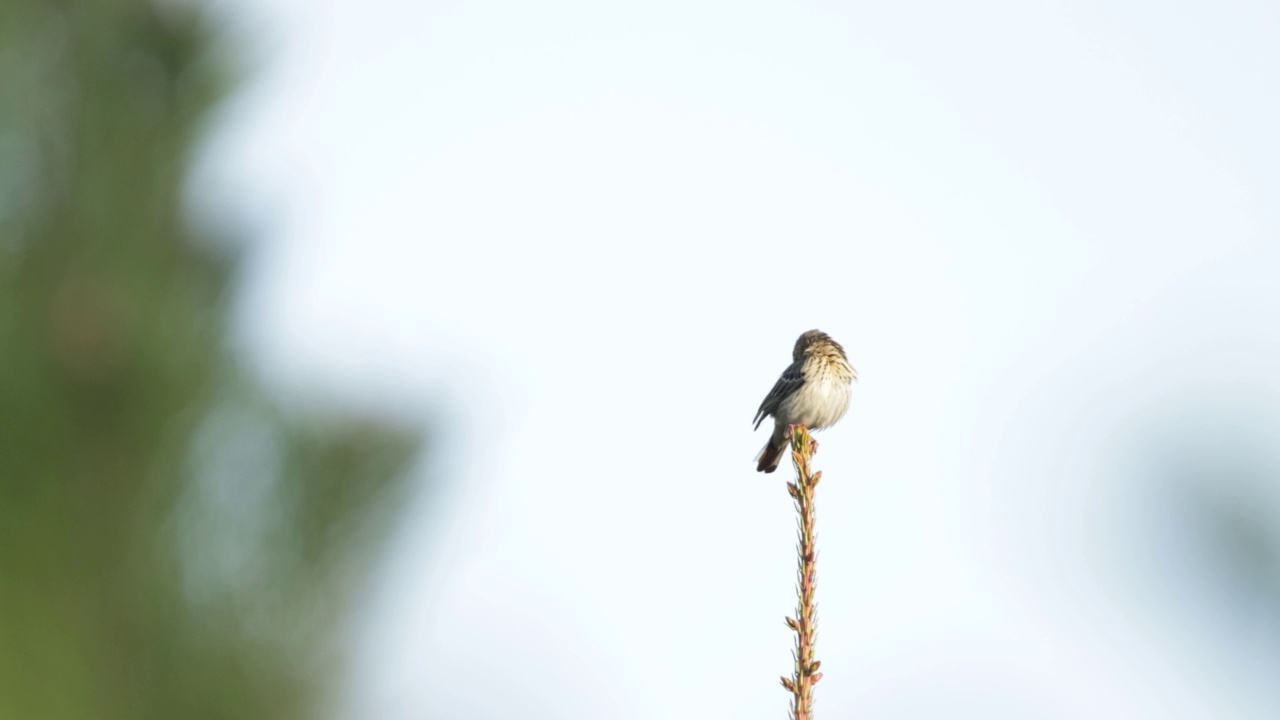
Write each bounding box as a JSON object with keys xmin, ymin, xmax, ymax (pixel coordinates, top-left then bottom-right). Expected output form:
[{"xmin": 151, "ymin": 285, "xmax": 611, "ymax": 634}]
[{"xmin": 0, "ymin": 2, "xmax": 422, "ymax": 718}]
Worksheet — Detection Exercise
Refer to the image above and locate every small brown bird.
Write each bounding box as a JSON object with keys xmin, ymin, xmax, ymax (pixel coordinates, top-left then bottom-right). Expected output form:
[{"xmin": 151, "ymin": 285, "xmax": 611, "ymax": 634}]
[{"xmin": 753, "ymin": 330, "xmax": 856, "ymax": 473}]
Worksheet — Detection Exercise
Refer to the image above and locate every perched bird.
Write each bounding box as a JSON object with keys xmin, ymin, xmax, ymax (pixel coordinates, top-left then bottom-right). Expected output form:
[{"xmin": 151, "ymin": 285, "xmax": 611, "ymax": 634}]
[{"xmin": 753, "ymin": 330, "xmax": 856, "ymax": 473}]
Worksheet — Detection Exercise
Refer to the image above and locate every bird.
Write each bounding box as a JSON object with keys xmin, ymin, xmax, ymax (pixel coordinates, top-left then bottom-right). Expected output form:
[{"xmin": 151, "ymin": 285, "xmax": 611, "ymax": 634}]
[{"xmin": 752, "ymin": 329, "xmax": 856, "ymax": 473}]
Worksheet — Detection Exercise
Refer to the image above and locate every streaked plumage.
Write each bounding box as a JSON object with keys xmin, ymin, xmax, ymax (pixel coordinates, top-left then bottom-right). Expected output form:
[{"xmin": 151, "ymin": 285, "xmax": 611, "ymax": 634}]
[{"xmin": 753, "ymin": 330, "xmax": 856, "ymax": 473}]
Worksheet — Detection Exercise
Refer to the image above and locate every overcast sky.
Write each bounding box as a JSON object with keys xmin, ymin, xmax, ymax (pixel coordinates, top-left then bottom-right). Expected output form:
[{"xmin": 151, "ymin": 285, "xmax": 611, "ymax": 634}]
[{"xmin": 197, "ymin": 1, "xmax": 1280, "ymax": 717}]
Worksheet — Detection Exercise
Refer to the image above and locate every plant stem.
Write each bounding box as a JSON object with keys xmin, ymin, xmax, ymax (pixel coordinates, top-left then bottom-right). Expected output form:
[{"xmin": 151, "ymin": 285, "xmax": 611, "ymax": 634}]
[{"xmin": 780, "ymin": 425, "xmax": 823, "ymax": 720}]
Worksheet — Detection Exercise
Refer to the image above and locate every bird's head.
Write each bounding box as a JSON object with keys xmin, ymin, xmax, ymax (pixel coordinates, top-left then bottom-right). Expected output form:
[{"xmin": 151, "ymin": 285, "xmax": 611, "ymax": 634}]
[{"xmin": 793, "ymin": 329, "xmax": 842, "ymax": 359}]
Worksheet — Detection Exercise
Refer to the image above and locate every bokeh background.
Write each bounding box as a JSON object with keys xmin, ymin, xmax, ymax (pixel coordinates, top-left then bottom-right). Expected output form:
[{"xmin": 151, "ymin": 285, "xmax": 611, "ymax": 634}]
[{"xmin": 3, "ymin": 0, "xmax": 1279, "ymax": 718}]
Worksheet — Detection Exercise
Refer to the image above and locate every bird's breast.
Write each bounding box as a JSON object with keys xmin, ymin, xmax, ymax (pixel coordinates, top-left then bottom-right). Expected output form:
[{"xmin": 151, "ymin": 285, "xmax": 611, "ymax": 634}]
[{"xmin": 782, "ymin": 373, "xmax": 851, "ymax": 430}]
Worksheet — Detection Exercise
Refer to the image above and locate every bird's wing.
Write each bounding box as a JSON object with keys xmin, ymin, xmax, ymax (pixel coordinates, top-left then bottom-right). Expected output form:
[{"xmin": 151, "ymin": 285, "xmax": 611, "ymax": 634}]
[{"xmin": 753, "ymin": 361, "xmax": 805, "ymax": 430}]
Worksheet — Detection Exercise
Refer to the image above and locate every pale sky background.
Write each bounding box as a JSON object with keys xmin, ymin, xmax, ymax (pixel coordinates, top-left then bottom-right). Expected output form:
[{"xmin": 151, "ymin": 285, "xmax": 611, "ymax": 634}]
[{"xmin": 194, "ymin": 0, "xmax": 1280, "ymax": 717}]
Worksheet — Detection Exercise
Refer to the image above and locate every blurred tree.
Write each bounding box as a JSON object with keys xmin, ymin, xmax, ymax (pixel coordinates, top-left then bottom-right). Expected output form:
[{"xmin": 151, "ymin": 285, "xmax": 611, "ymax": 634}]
[{"xmin": 0, "ymin": 2, "xmax": 422, "ymax": 718}]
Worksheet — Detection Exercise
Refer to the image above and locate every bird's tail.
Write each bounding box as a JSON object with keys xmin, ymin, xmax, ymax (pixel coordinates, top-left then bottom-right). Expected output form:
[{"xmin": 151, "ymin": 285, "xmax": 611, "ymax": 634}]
[{"xmin": 755, "ymin": 439, "xmax": 786, "ymax": 473}]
